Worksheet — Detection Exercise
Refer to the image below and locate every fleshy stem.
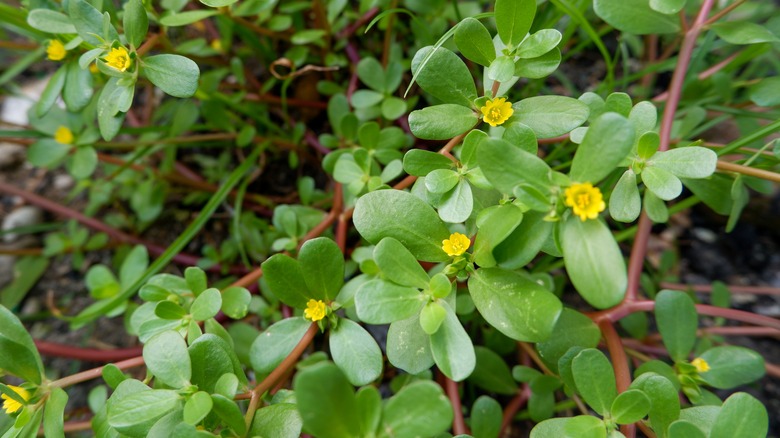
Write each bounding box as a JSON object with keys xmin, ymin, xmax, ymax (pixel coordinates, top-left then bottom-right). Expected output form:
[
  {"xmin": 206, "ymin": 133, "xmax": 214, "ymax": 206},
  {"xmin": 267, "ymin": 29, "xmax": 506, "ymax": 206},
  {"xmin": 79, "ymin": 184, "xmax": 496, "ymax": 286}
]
[
  {"xmin": 599, "ymin": 320, "xmax": 635, "ymax": 438},
  {"xmin": 445, "ymin": 377, "xmax": 468, "ymax": 435},
  {"xmin": 243, "ymin": 322, "xmax": 318, "ymax": 433},
  {"xmin": 48, "ymin": 356, "xmax": 145, "ymax": 388},
  {"xmin": 660, "ymin": 282, "xmax": 780, "ymax": 296},
  {"xmin": 658, "ymin": 0, "xmax": 716, "ymax": 152}
]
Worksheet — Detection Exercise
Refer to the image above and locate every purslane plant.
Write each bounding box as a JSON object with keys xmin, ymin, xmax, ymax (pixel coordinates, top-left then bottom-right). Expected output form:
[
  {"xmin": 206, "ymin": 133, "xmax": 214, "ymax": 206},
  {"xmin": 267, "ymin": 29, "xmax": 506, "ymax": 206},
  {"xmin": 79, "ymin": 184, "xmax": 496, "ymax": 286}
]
[{"xmin": 0, "ymin": 0, "xmax": 779, "ymax": 437}]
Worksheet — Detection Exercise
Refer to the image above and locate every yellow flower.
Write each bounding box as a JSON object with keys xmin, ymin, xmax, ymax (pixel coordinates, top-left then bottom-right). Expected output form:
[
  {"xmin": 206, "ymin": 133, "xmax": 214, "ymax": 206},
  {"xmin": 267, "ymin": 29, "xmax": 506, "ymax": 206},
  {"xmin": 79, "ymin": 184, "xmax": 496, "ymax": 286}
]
[
  {"xmin": 304, "ymin": 299, "xmax": 327, "ymax": 322},
  {"xmin": 104, "ymin": 46, "xmax": 132, "ymax": 72},
  {"xmin": 480, "ymin": 97, "xmax": 514, "ymax": 127},
  {"xmin": 46, "ymin": 40, "xmax": 67, "ymax": 61},
  {"xmin": 89, "ymin": 63, "xmax": 99, "ymax": 74},
  {"xmin": 691, "ymin": 357, "xmax": 710, "ymax": 373},
  {"xmin": 565, "ymin": 182, "xmax": 606, "ymax": 221},
  {"xmin": 1, "ymin": 386, "xmax": 31, "ymax": 415},
  {"xmin": 54, "ymin": 126, "xmax": 74, "ymax": 145},
  {"xmin": 210, "ymin": 39, "xmax": 222, "ymax": 51},
  {"xmin": 442, "ymin": 232, "xmax": 470, "ymax": 257}
]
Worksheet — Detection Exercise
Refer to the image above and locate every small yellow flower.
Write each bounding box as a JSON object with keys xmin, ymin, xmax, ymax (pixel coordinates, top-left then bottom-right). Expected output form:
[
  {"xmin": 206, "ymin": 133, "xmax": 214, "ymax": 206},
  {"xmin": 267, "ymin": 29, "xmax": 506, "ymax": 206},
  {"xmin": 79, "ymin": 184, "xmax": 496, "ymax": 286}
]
[
  {"xmin": 89, "ymin": 63, "xmax": 99, "ymax": 74},
  {"xmin": 480, "ymin": 97, "xmax": 514, "ymax": 127},
  {"xmin": 304, "ymin": 299, "xmax": 327, "ymax": 322},
  {"xmin": 46, "ymin": 40, "xmax": 67, "ymax": 61},
  {"xmin": 564, "ymin": 182, "xmax": 606, "ymax": 221},
  {"xmin": 54, "ymin": 126, "xmax": 74, "ymax": 145},
  {"xmin": 691, "ymin": 357, "xmax": 710, "ymax": 373},
  {"xmin": 104, "ymin": 46, "xmax": 132, "ymax": 72},
  {"xmin": 210, "ymin": 39, "xmax": 222, "ymax": 51},
  {"xmin": 1, "ymin": 386, "xmax": 31, "ymax": 415},
  {"xmin": 442, "ymin": 232, "xmax": 470, "ymax": 257}
]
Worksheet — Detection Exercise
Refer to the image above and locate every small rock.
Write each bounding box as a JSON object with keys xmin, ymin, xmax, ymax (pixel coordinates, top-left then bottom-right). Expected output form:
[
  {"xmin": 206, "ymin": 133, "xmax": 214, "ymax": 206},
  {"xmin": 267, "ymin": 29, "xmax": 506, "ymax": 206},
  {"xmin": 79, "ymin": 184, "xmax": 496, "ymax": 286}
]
[
  {"xmin": 2, "ymin": 206, "xmax": 43, "ymax": 243},
  {"xmin": 53, "ymin": 174, "xmax": 74, "ymax": 191},
  {"xmin": 691, "ymin": 227, "xmax": 718, "ymax": 244},
  {"xmin": 0, "ymin": 144, "xmax": 25, "ymax": 169},
  {"xmin": 0, "ymin": 255, "xmax": 14, "ymax": 288}
]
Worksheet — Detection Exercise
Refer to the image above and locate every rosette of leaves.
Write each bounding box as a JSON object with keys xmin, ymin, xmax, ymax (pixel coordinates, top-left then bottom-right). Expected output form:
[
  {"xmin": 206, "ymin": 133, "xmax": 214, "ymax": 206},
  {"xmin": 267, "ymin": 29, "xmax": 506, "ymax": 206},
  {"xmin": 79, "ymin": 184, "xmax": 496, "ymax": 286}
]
[
  {"xmin": 257, "ymin": 237, "xmax": 383, "ymax": 386},
  {"xmin": 26, "ymin": 107, "xmax": 100, "ymax": 180},
  {"xmin": 27, "ymin": 0, "xmax": 200, "ymax": 141},
  {"xmin": 269, "ymin": 204, "xmax": 326, "ymax": 252},
  {"xmin": 127, "ymin": 266, "xmax": 252, "ymax": 343},
  {"xmin": 330, "ymin": 121, "xmax": 407, "ymax": 197},
  {"xmin": 350, "ymin": 56, "xmax": 411, "ymax": 120}
]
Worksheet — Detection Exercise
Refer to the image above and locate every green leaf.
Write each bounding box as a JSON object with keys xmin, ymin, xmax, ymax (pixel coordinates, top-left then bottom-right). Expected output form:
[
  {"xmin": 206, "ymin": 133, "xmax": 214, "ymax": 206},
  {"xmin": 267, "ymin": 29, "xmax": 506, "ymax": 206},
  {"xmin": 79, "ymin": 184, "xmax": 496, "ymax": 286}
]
[
  {"xmin": 190, "ymin": 287, "xmax": 222, "ymax": 321},
  {"xmin": 0, "ymin": 256, "xmax": 49, "ymax": 309},
  {"xmin": 594, "ymin": 0, "xmax": 680, "ymax": 35},
  {"xmin": 123, "ymin": 0, "xmax": 148, "ymax": 48},
  {"xmin": 183, "ymin": 391, "xmax": 212, "ymax": 425},
  {"xmin": 293, "ymin": 362, "xmax": 361, "ymax": 438},
  {"xmin": 711, "ymin": 21, "xmax": 780, "ymax": 45},
  {"xmin": 649, "ymin": 147, "xmax": 717, "ymax": 179},
  {"xmin": 454, "ymin": 17, "xmax": 495, "ymax": 67},
  {"xmin": 419, "ymin": 300, "xmax": 447, "ymax": 334},
  {"xmin": 189, "ymin": 334, "xmax": 245, "ymax": 393},
  {"xmin": 0, "ymin": 304, "xmax": 44, "ymax": 384},
  {"xmin": 572, "ymin": 349, "xmax": 617, "ymax": 415},
  {"xmin": 143, "ymin": 330, "xmax": 191, "ymax": 388},
  {"xmin": 356, "ymin": 57, "xmax": 385, "ymax": 92},
  {"xmin": 221, "ymin": 287, "xmax": 251, "ymax": 319},
  {"xmin": 493, "ymin": 211, "xmax": 553, "ymax": 269},
  {"xmin": 354, "ymin": 189, "xmax": 450, "ymax": 262},
  {"xmin": 261, "ymin": 254, "xmax": 310, "ymax": 308},
  {"xmin": 386, "ymin": 314, "xmax": 434, "ymax": 374},
  {"xmin": 64, "ymin": 60, "xmax": 94, "ymax": 112},
  {"xmin": 699, "ymin": 346, "xmax": 765, "ymax": 389},
  {"xmin": 668, "ymin": 420, "xmax": 706, "ymax": 438},
  {"xmin": 355, "ymin": 279, "xmax": 424, "ymax": 324},
  {"xmin": 644, "ymin": 190, "xmax": 669, "ymax": 223},
  {"xmin": 403, "ymin": 149, "xmax": 453, "ymax": 176},
  {"xmin": 487, "ymin": 55, "xmax": 516, "ymax": 83},
  {"xmin": 710, "ymin": 393, "xmax": 768, "ymax": 438},
  {"xmin": 251, "ymin": 403, "xmax": 302, "ymax": 438},
  {"xmin": 142, "ymin": 54, "xmax": 200, "ymax": 98},
  {"xmin": 249, "ymin": 317, "xmax": 311, "ymax": 375},
  {"xmin": 512, "ymin": 96, "xmax": 589, "ymax": 139},
  {"xmin": 355, "ymin": 386, "xmax": 381, "ymax": 436},
  {"xmin": 411, "ymin": 46, "xmax": 477, "ymax": 107},
  {"xmin": 471, "ymin": 396, "xmax": 502, "ymax": 438},
  {"xmin": 86, "ymin": 265, "xmax": 120, "ymax": 299},
  {"xmin": 382, "ymin": 381, "xmax": 453, "ymax": 437},
  {"xmin": 211, "ymin": 393, "xmax": 246, "ymax": 435},
  {"xmin": 68, "ymin": 146, "xmax": 98, "ymax": 179},
  {"xmin": 108, "ymin": 389, "xmax": 182, "ymax": 436},
  {"xmin": 518, "ymin": 29, "xmax": 563, "ymax": 58},
  {"xmin": 495, "ymin": 0, "xmax": 536, "ymax": 47},
  {"xmin": 426, "ymin": 169, "xmax": 460, "ymax": 194},
  {"xmin": 649, "ymin": 0, "xmax": 686, "ymax": 14},
  {"xmin": 27, "ymin": 9, "xmax": 77, "ymax": 33},
  {"xmin": 199, "ymin": 0, "xmax": 239, "ymax": 7},
  {"xmin": 611, "ymin": 389, "xmax": 651, "ymax": 424},
  {"xmin": 36, "ymin": 66, "xmax": 66, "ymax": 117},
  {"xmin": 478, "ymin": 137, "xmax": 551, "ymax": 194},
  {"xmin": 430, "ymin": 301, "xmax": 475, "ymax": 381},
  {"xmin": 630, "ymin": 373, "xmax": 679, "ymax": 438},
  {"xmin": 437, "ymin": 179, "xmax": 473, "ymax": 223},
  {"xmin": 468, "ymin": 268, "xmax": 562, "ymax": 342},
  {"xmin": 678, "ymin": 406, "xmax": 719, "ymax": 436},
  {"xmin": 329, "ymin": 318, "xmax": 382, "ymax": 386},
  {"xmin": 43, "ymin": 387, "xmax": 68, "ymax": 438},
  {"xmin": 159, "ymin": 10, "xmax": 219, "ymax": 27},
  {"xmin": 185, "ymin": 267, "xmax": 207, "ymax": 295},
  {"xmin": 531, "ymin": 418, "xmax": 570, "ymax": 438},
  {"xmin": 563, "ymin": 415, "xmax": 607, "ymax": 438},
  {"xmin": 298, "ymin": 237, "xmax": 344, "ymax": 301},
  {"xmin": 119, "ymin": 245, "xmax": 149, "ymax": 289},
  {"xmin": 408, "ymin": 104, "xmax": 478, "ymax": 140},
  {"xmin": 536, "ymin": 308, "xmax": 601, "ymax": 374},
  {"xmin": 374, "ymin": 237, "xmax": 430, "ymax": 289},
  {"xmin": 474, "ymin": 203, "xmax": 524, "ymax": 268},
  {"xmin": 514, "ymin": 48, "xmax": 561, "ymax": 79},
  {"xmin": 69, "ymin": 0, "xmax": 118, "ymax": 45},
  {"xmin": 570, "ymin": 112, "xmax": 634, "ymax": 184},
  {"xmin": 748, "ymin": 76, "xmax": 780, "ymax": 106},
  {"xmin": 609, "ymin": 170, "xmax": 641, "ymax": 223},
  {"xmin": 468, "ymin": 347, "xmax": 518, "ymax": 395},
  {"xmin": 655, "ymin": 290, "xmax": 697, "ymax": 362},
  {"xmin": 562, "ymin": 216, "xmax": 627, "ymax": 309}
]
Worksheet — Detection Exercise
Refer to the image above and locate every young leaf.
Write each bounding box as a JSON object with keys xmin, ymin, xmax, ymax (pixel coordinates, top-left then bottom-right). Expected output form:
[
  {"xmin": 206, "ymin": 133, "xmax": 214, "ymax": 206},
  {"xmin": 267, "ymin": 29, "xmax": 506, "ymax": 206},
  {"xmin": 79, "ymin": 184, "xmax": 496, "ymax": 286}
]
[
  {"xmin": 123, "ymin": 0, "xmax": 148, "ymax": 48},
  {"xmin": 43, "ymin": 387, "xmax": 68, "ymax": 438},
  {"xmin": 386, "ymin": 314, "xmax": 435, "ymax": 374},
  {"xmin": 430, "ymin": 301, "xmax": 475, "ymax": 381},
  {"xmin": 517, "ymin": 29, "xmax": 562, "ymax": 59},
  {"xmin": 419, "ymin": 300, "xmax": 447, "ymax": 335},
  {"xmin": 190, "ymin": 288, "xmax": 222, "ymax": 321},
  {"xmin": 411, "ymin": 46, "xmax": 477, "ymax": 107},
  {"xmin": 630, "ymin": 373, "xmax": 679, "ymax": 438},
  {"xmin": 298, "ymin": 237, "xmax": 344, "ymax": 301},
  {"xmin": 374, "ymin": 237, "xmax": 430, "ymax": 289},
  {"xmin": 143, "ymin": 330, "xmax": 192, "ymax": 388},
  {"xmin": 609, "ymin": 170, "xmax": 641, "ymax": 222},
  {"xmin": 655, "ymin": 290, "xmax": 697, "ymax": 362},
  {"xmin": 611, "ymin": 389, "xmax": 651, "ymax": 424}
]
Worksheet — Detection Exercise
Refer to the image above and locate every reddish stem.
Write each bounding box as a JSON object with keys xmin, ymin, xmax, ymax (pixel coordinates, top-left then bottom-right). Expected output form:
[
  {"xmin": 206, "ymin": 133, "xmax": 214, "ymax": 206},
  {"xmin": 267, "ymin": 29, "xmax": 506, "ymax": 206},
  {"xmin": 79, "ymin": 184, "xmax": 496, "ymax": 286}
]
[
  {"xmin": 445, "ymin": 377, "xmax": 468, "ymax": 435},
  {"xmin": 501, "ymin": 385, "xmax": 530, "ymax": 434},
  {"xmin": 599, "ymin": 320, "xmax": 635, "ymax": 438},
  {"xmin": 660, "ymin": 282, "xmax": 780, "ymax": 296},
  {"xmin": 34, "ymin": 341, "xmax": 142, "ymax": 362}
]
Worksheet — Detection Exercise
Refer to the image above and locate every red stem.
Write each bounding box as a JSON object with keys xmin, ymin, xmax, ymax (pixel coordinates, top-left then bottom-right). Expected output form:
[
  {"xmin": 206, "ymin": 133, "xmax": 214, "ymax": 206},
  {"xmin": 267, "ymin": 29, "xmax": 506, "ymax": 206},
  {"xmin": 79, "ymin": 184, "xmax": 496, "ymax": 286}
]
[
  {"xmin": 501, "ymin": 385, "xmax": 530, "ymax": 433},
  {"xmin": 445, "ymin": 377, "xmax": 468, "ymax": 435},
  {"xmin": 599, "ymin": 320, "xmax": 635, "ymax": 438},
  {"xmin": 34, "ymin": 341, "xmax": 142, "ymax": 362}
]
